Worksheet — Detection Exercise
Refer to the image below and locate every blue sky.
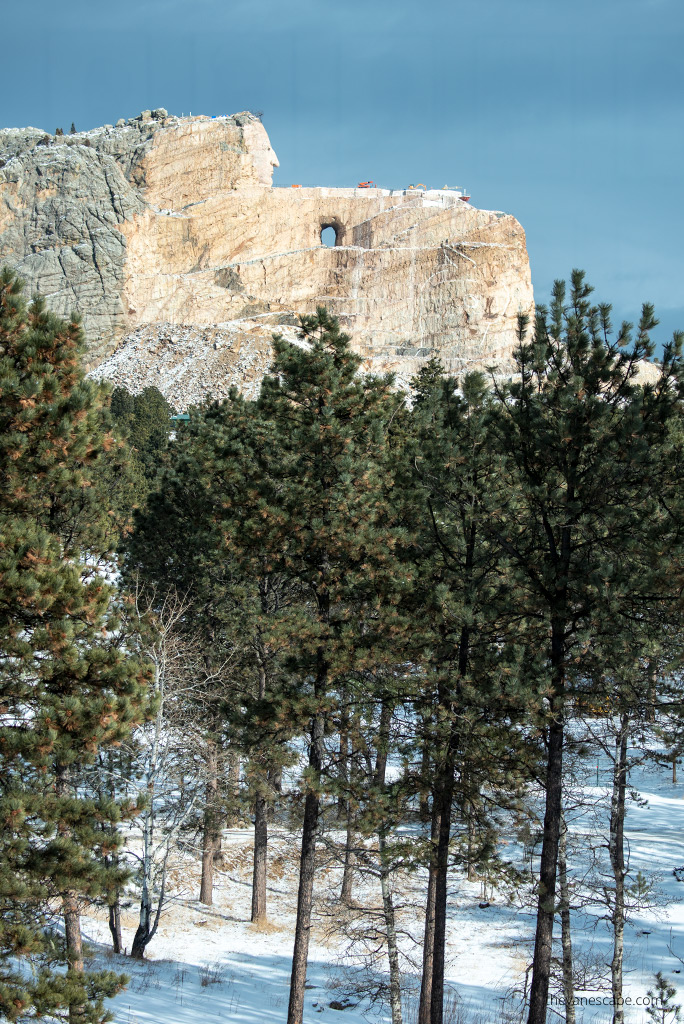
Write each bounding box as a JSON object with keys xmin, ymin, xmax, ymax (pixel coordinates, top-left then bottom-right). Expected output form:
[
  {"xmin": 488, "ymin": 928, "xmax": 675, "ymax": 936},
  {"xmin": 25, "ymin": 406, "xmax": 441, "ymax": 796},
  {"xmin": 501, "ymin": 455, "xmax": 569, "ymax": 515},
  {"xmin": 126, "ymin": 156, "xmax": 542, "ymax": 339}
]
[{"xmin": 2, "ymin": 0, "xmax": 682, "ymax": 348}]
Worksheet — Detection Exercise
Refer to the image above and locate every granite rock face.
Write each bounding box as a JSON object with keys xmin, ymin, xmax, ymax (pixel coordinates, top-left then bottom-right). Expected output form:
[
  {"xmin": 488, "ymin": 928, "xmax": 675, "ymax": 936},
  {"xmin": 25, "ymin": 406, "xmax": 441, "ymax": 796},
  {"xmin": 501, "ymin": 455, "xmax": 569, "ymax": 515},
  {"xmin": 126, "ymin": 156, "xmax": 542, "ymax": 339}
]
[
  {"xmin": 0, "ymin": 110, "xmax": 534, "ymax": 406},
  {"xmin": 0, "ymin": 128, "xmax": 144, "ymax": 359}
]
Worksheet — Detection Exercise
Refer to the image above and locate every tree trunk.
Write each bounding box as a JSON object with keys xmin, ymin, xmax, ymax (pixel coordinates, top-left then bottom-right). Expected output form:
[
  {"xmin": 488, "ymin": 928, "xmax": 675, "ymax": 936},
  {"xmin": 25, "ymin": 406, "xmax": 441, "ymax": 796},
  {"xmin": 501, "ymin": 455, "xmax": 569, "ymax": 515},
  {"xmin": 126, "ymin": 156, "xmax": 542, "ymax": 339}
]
[
  {"xmin": 103, "ymin": 764, "xmax": 125, "ymax": 956},
  {"xmin": 55, "ymin": 766, "xmax": 85, "ymax": 1022},
  {"xmin": 252, "ymin": 791, "xmax": 268, "ymax": 923},
  {"xmin": 558, "ymin": 812, "xmax": 575, "ymax": 1024},
  {"xmin": 225, "ymin": 750, "xmax": 240, "ymax": 827},
  {"xmin": 609, "ymin": 714, "xmax": 629, "ymax": 1024},
  {"xmin": 131, "ymin": 854, "xmax": 166, "ymax": 959},
  {"xmin": 287, "ymin": 704, "xmax": 325, "ymax": 1024},
  {"xmin": 131, "ymin": 883, "xmax": 152, "ymax": 959},
  {"xmin": 340, "ymin": 803, "xmax": 356, "ymax": 905},
  {"xmin": 63, "ymin": 898, "xmax": 83, "ymax": 972},
  {"xmin": 131, "ymin": 655, "xmax": 167, "ymax": 959},
  {"xmin": 199, "ymin": 819, "xmax": 219, "ymax": 906},
  {"xmin": 200, "ymin": 741, "xmax": 220, "ymax": 906},
  {"xmin": 419, "ymin": 727, "xmax": 431, "ymax": 824},
  {"xmin": 338, "ymin": 716, "xmax": 349, "ymax": 821},
  {"xmin": 430, "ymin": 611, "xmax": 472, "ymax": 1024},
  {"xmin": 647, "ymin": 659, "xmax": 656, "ymax": 723},
  {"xmin": 527, "ymin": 696, "xmax": 564, "ymax": 1024},
  {"xmin": 286, "ymin": 540, "xmax": 329, "ymax": 1024},
  {"xmin": 251, "ymin": 656, "xmax": 269, "ymax": 924},
  {"xmin": 418, "ymin": 801, "xmax": 441, "ymax": 1024},
  {"xmin": 271, "ymin": 765, "xmax": 283, "ymax": 798},
  {"xmin": 464, "ymin": 778, "xmax": 480, "ymax": 884},
  {"xmin": 375, "ymin": 700, "xmax": 402, "ymax": 1024},
  {"xmin": 131, "ymin": 792, "xmax": 166, "ymax": 959},
  {"xmin": 340, "ymin": 719, "xmax": 358, "ymax": 905},
  {"xmin": 379, "ymin": 830, "xmax": 403, "ymax": 1024},
  {"xmin": 527, "ymin": 608, "xmax": 567, "ymax": 1024},
  {"xmin": 108, "ymin": 898, "xmax": 123, "ymax": 955},
  {"xmin": 429, "ymin": 739, "xmax": 456, "ymax": 1024},
  {"xmin": 64, "ymin": 894, "xmax": 84, "ymax": 1024},
  {"xmin": 467, "ymin": 812, "xmax": 475, "ymax": 882}
]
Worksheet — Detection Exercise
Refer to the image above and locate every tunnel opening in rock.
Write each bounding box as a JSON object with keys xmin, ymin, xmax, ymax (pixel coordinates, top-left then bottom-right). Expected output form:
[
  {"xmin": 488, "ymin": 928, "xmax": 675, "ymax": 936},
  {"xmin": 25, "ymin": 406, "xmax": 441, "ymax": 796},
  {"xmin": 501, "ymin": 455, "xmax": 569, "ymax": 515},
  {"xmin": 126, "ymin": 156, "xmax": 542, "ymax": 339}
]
[{"xmin": 320, "ymin": 224, "xmax": 339, "ymax": 247}]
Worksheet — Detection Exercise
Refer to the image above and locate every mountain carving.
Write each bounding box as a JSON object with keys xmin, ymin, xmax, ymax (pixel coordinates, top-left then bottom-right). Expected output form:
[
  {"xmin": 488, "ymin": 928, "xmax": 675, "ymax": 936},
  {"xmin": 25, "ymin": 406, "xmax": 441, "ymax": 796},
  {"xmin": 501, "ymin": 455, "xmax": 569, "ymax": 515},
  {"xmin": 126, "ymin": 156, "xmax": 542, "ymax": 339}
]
[{"xmin": 0, "ymin": 109, "xmax": 534, "ymax": 406}]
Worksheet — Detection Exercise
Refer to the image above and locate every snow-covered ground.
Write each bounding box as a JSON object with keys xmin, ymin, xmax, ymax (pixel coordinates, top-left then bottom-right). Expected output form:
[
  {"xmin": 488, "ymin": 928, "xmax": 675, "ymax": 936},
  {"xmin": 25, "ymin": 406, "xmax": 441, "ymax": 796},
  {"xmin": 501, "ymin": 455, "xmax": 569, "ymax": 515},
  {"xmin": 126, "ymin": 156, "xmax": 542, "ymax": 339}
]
[{"xmin": 81, "ymin": 749, "xmax": 684, "ymax": 1024}]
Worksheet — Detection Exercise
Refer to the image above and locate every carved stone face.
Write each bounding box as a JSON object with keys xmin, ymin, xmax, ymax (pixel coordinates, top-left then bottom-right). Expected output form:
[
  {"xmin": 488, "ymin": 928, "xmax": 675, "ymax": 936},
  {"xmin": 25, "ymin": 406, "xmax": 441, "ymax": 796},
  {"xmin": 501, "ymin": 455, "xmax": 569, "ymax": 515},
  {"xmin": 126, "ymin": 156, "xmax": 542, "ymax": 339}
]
[{"xmin": 242, "ymin": 121, "xmax": 280, "ymax": 186}]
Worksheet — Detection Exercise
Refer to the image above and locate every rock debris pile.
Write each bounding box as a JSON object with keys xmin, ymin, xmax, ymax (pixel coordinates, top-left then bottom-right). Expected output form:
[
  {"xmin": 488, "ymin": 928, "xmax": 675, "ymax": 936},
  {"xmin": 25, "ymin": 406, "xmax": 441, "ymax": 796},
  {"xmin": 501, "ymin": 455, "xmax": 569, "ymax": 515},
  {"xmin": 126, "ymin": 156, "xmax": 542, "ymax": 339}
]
[{"xmin": 94, "ymin": 314, "xmax": 303, "ymax": 410}]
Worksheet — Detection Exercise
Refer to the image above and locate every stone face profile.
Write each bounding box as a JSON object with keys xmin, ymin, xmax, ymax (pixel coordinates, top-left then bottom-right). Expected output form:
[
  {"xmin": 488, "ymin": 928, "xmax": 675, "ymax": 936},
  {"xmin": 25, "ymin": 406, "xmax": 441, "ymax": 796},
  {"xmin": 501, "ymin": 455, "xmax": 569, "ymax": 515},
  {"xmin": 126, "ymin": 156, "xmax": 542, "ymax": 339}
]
[{"xmin": 0, "ymin": 109, "xmax": 534, "ymax": 407}]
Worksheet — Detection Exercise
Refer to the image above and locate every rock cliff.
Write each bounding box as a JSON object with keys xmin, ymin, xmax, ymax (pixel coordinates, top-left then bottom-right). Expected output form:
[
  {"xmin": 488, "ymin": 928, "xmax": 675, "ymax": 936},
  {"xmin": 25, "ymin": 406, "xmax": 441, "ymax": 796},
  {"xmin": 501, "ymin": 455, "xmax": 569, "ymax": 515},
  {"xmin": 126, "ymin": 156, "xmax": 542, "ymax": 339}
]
[{"xmin": 0, "ymin": 109, "xmax": 534, "ymax": 407}]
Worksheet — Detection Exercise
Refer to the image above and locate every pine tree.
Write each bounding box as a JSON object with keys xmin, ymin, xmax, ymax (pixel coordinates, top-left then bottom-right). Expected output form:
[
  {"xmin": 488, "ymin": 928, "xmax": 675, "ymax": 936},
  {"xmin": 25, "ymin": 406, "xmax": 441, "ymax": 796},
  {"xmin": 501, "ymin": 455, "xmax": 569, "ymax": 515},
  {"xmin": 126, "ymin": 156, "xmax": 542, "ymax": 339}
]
[
  {"xmin": 647, "ymin": 972, "xmax": 681, "ymax": 1024},
  {"xmin": 0, "ymin": 269, "xmax": 150, "ymax": 1022},
  {"xmin": 488, "ymin": 273, "xmax": 684, "ymax": 1024},
  {"xmin": 250, "ymin": 309, "xmax": 407, "ymax": 1024},
  {"xmin": 110, "ymin": 384, "xmax": 174, "ymax": 491},
  {"xmin": 405, "ymin": 362, "xmax": 530, "ymax": 1024}
]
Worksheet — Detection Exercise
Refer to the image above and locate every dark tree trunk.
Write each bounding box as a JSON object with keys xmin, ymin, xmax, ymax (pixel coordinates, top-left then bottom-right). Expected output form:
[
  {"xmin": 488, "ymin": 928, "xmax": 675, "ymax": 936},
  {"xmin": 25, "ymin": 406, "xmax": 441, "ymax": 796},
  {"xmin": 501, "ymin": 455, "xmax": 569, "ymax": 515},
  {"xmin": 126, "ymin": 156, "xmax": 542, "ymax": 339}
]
[
  {"xmin": 464, "ymin": 776, "xmax": 479, "ymax": 883},
  {"xmin": 251, "ymin": 657, "xmax": 270, "ymax": 923},
  {"xmin": 131, "ymin": 897, "xmax": 151, "ymax": 960},
  {"xmin": 429, "ymin": 737, "xmax": 457, "ymax": 1024},
  {"xmin": 558, "ymin": 812, "xmax": 575, "ymax": 1024},
  {"xmin": 419, "ymin": 724, "xmax": 431, "ymax": 824},
  {"xmin": 609, "ymin": 714, "xmax": 629, "ymax": 1024},
  {"xmin": 63, "ymin": 897, "xmax": 83, "ymax": 969},
  {"xmin": 466, "ymin": 812, "xmax": 476, "ymax": 882},
  {"xmin": 252, "ymin": 791, "xmax": 268, "ymax": 923},
  {"xmin": 340, "ymin": 803, "xmax": 356, "ymax": 905},
  {"xmin": 199, "ymin": 822, "xmax": 220, "ymax": 906},
  {"xmin": 646, "ymin": 659, "xmax": 657, "ymax": 723},
  {"xmin": 527, "ymin": 678, "xmax": 565, "ymax": 1024},
  {"xmin": 225, "ymin": 750, "xmax": 240, "ymax": 827},
  {"xmin": 430, "ymin": 612, "xmax": 471, "ymax": 1024},
  {"xmin": 55, "ymin": 766, "xmax": 85, "ymax": 1022},
  {"xmin": 271, "ymin": 765, "xmax": 283, "ymax": 797},
  {"xmin": 338, "ymin": 716, "xmax": 349, "ymax": 821},
  {"xmin": 199, "ymin": 741, "xmax": 220, "ymax": 906},
  {"xmin": 286, "ymin": 707, "xmax": 325, "ymax": 1024},
  {"xmin": 287, "ymin": 555, "xmax": 330, "ymax": 1024},
  {"xmin": 375, "ymin": 700, "xmax": 402, "ymax": 1024},
  {"xmin": 108, "ymin": 898, "xmax": 123, "ymax": 955},
  {"xmin": 64, "ymin": 895, "xmax": 84, "ymax": 1024},
  {"xmin": 131, "ymin": 852, "xmax": 166, "ymax": 959},
  {"xmin": 340, "ymin": 717, "xmax": 358, "ymax": 905},
  {"xmin": 418, "ymin": 794, "xmax": 441, "ymax": 1024}
]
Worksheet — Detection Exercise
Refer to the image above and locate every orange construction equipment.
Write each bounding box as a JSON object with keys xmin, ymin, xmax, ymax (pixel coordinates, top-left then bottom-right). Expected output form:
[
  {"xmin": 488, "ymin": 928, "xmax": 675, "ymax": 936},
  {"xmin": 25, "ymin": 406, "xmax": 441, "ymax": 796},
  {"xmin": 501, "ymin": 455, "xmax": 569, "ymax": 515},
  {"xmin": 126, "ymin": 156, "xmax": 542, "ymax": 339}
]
[
  {"xmin": 357, "ymin": 180, "xmax": 376, "ymax": 188},
  {"xmin": 291, "ymin": 184, "xmax": 302, "ymax": 188}
]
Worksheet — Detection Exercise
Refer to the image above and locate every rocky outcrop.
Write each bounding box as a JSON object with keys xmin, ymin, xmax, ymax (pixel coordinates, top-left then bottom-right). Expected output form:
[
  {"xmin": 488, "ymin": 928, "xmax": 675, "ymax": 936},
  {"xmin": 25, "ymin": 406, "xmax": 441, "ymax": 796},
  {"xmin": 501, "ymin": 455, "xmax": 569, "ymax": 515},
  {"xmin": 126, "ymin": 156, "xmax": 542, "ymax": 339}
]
[{"xmin": 0, "ymin": 109, "xmax": 534, "ymax": 406}]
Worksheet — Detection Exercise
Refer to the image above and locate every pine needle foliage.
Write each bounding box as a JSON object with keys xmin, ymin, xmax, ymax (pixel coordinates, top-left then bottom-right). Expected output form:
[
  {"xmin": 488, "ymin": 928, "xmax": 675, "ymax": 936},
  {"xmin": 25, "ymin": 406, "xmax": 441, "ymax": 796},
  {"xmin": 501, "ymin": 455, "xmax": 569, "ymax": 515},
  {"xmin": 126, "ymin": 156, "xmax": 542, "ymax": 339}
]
[
  {"xmin": 0, "ymin": 269, "xmax": 151, "ymax": 1022},
  {"xmin": 489, "ymin": 271, "xmax": 684, "ymax": 1024},
  {"xmin": 252, "ymin": 309, "xmax": 409, "ymax": 1024}
]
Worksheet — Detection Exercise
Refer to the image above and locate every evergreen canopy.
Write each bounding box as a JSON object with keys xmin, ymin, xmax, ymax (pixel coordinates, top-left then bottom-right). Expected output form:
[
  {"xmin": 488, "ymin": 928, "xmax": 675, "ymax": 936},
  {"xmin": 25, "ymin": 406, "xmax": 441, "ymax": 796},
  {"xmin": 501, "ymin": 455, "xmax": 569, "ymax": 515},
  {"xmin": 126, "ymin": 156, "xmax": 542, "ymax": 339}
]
[{"xmin": 0, "ymin": 269, "xmax": 150, "ymax": 1023}]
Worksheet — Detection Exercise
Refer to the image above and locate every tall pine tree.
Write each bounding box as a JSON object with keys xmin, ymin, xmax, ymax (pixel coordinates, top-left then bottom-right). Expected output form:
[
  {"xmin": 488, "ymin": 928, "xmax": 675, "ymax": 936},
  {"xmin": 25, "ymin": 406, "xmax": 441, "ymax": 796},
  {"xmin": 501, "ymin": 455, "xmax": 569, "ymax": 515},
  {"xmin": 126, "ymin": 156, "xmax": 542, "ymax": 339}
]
[
  {"xmin": 0, "ymin": 269, "xmax": 150, "ymax": 1022},
  {"xmin": 406, "ymin": 362, "xmax": 529, "ymax": 1024},
  {"xmin": 251, "ymin": 309, "xmax": 407, "ymax": 1024},
  {"xmin": 488, "ymin": 273, "xmax": 684, "ymax": 1024}
]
